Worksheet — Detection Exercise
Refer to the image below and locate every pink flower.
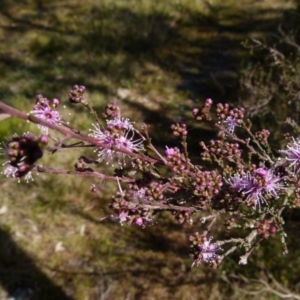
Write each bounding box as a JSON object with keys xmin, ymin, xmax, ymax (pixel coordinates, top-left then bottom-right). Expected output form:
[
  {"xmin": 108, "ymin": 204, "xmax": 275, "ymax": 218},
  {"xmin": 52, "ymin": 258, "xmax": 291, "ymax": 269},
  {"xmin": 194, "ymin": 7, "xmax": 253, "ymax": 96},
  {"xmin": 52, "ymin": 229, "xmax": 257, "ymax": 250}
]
[
  {"xmin": 223, "ymin": 116, "xmax": 240, "ymax": 133},
  {"xmin": 89, "ymin": 123, "xmax": 144, "ymax": 166},
  {"xmin": 198, "ymin": 237, "xmax": 220, "ymax": 262},
  {"xmin": 281, "ymin": 138, "xmax": 300, "ymax": 171},
  {"xmin": 192, "ymin": 236, "xmax": 221, "ymax": 266},
  {"xmin": 118, "ymin": 210, "xmax": 129, "ymax": 224},
  {"xmin": 1, "ymin": 162, "xmax": 34, "ymax": 183},
  {"xmin": 255, "ymin": 168, "xmax": 283, "ymax": 198},
  {"xmin": 228, "ymin": 168, "xmax": 283, "ymax": 209},
  {"xmin": 165, "ymin": 146, "xmax": 175, "ymax": 158},
  {"xmin": 106, "ymin": 117, "xmax": 133, "ymax": 130},
  {"xmin": 30, "ymin": 97, "xmax": 61, "ymax": 134},
  {"xmin": 135, "ymin": 217, "xmax": 143, "ymax": 226}
]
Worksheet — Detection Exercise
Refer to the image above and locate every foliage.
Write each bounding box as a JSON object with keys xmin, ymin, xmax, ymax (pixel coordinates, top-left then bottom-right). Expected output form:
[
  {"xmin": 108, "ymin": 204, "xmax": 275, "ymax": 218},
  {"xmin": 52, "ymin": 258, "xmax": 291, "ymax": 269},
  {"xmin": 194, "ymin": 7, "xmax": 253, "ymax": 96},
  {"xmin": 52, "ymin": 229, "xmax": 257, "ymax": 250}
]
[
  {"xmin": 240, "ymin": 25, "xmax": 300, "ymax": 129},
  {"xmin": 1, "ymin": 85, "xmax": 300, "ymax": 271}
]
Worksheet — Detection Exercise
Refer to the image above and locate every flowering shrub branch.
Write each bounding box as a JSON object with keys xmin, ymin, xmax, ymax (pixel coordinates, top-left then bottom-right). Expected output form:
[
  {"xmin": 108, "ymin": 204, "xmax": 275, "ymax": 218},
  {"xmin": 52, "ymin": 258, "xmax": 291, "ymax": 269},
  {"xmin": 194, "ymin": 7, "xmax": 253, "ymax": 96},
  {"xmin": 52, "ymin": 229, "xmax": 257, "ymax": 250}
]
[{"xmin": 0, "ymin": 86, "xmax": 299, "ymax": 268}]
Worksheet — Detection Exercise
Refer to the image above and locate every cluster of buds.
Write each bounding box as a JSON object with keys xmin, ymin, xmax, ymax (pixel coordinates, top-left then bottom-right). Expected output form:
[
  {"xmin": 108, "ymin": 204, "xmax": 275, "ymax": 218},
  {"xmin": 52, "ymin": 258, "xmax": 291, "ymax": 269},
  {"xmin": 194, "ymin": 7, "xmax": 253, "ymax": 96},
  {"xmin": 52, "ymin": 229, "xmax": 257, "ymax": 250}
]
[
  {"xmin": 170, "ymin": 123, "xmax": 188, "ymax": 137},
  {"xmin": 173, "ymin": 210, "xmax": 194, "ymax": 224},
  {"xmin": 109, "ymin": 188, "xmax": 154, "ymax": 226},
  {"xmin": 255, "ymin": 129, "xmax": 270, "ymax": 143},
  {"xmin": 102, "ymin": 102, "xmax": 119, "ymax": 119},
  {"xmin": 224, "ymin": 217, "xmax": 235, "ymax": 231},
  {"xmin": 254, "ymin": 219, "xmax": 277, "ymax": 239},
  {"xmin": 131, "ymin": 157, "xmax": 152, "ymax": 173},
  {"xmin": 165, "ymin": 147, "xmax": 188, "ymax": 173},
  {"xmin": 216, "ymin": 104, "xmax": 245, "ymax": 121},
  {"xmin": 216, "ymin": 104, "xmax": 245, "ymax": 133},
  {"xmin": 143, "ymin": 182, "xmax": 166, "ymax": 201},
  {"xmin": 3, "ymin": 133, "xmax": 47, "ymax": 178},
  {"xmin": 289, "ymin": 186, "xmax": 300, "ymax": 207},
  {"xmin": 35, "ymin": 94, "xmax": 59, "ymax": 107},
  {"xmin": 192, "ymin": 170, "xmax": 223, "ymax": 207},
  {"xmin": 68, "ymin": 85, "xmax": 86, "ymax": 104},
  {"xmin": 200, "ymin": 139, "xmax": 242, "ymax": 164},
  {"xmin": 123, "ymin": 182, "xmax": 166, "ymax": 203},
  {"xmin": 192, "ymin": 98, "xmax": 213, "ymax": 121}
]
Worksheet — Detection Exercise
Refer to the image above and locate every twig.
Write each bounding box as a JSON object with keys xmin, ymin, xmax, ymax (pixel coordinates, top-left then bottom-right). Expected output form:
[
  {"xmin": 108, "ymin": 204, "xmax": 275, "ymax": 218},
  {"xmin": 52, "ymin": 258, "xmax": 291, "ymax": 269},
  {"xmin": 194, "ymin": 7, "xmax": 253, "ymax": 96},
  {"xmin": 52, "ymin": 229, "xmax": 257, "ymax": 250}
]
[
  {"xmin": 0, "ymin": 101, "xmax": 159, "ymax": 164},
  {"xmin": 35, "ymin": 165, "xmax": 135, "ymax": 182}
]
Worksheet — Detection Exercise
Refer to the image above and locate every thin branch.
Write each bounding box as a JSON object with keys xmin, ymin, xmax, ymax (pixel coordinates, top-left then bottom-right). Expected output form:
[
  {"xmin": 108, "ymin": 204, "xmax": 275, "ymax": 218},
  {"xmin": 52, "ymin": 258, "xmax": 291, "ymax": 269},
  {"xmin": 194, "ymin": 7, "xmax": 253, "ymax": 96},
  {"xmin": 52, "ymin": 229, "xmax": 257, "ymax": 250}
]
[
  {"xmin": 0, "ymin": 101, "xmax": 159, "ymax": 164},
  {"xmin": 35, "ymin": 165, "xmax": 135, "ymax": 182},
  {"xmin": 137, "ymin": 203, "xmax": 197, "ymax": 213}
]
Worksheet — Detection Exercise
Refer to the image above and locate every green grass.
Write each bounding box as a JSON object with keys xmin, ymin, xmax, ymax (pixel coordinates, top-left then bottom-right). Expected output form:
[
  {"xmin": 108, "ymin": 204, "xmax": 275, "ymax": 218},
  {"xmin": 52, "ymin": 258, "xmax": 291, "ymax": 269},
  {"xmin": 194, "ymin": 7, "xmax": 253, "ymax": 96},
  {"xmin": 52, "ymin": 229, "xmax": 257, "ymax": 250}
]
[{"xmin": 1, "ymin": 0, "xmax": 300, "ymax": 299}]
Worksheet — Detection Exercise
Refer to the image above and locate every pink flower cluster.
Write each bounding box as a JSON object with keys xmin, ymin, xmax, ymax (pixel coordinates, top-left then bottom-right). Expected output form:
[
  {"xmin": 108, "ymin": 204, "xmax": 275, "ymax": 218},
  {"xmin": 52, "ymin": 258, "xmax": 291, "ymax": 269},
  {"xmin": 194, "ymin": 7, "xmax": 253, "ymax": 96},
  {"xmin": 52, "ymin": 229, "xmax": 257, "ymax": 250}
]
[
  {"xmin": 89, "ymin": 117, "xmax": 144, "ymax": 166},
  {"xmin": 228, "ymin": 168, "xmax": 283, "ymax": 209},
  {"xmin": 30, "ymin": 94, "xmax": 61, "ymax": 134}
]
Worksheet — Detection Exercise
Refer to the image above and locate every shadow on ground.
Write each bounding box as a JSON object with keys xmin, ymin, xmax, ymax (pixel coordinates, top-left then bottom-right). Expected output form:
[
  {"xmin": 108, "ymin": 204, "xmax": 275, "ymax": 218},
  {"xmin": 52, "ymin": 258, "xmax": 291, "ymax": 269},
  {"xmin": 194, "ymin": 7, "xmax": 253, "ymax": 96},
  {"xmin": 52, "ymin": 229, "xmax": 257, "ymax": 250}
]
[{"xmin": 0, "ymin": 227, "xmax": 73, "ymax": 300}]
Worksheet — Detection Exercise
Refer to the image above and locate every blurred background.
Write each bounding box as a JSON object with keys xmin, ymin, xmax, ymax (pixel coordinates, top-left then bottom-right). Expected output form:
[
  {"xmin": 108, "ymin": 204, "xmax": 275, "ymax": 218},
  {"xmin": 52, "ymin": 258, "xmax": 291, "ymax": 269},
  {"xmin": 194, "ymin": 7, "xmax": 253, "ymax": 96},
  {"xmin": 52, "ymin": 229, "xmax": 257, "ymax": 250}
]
[{"xmin": 1, "ymin": 0, "xmax": 300, "ymax": 299}]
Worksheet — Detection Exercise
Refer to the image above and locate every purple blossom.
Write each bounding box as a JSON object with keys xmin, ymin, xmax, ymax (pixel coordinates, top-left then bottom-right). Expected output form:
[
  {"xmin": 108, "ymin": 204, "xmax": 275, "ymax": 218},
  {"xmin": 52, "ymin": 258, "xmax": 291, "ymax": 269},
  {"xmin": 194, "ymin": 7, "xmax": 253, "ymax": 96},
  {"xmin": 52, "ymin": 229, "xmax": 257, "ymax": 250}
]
[
  {"xmin": 255, "ymin": 168, "xmax": 283, "ymax": 198},
  {"xmin": 90, "ymin": 124, "xmax": 116, "ymax": 162},
  {"xmin": 1, "ymin": 162, "xmax": 34, "ymax": 183},
  {"xmin": 227, "ymin": 173, "xmax": 248, "ymax": 191},
  {"xmin": 227, "ymin": 172, "xmax": 266, "ymax": 207},
  {"xmin": 113, "ymin": 130, "xmax": 144, "ymax": 166},
  {"xmin": 228, "ymin": 168, "xmax": 283, "ymax": 209},
  {"xmin": 30, "ymin": 99, "xmax": 61, "ymax": 134},
  {"xmin": 223, "ymin": 116, "xmax": 240, "ymax": 133},
  {"xmin": 106, "ymin": 117, "xmax": 133, "ymax": 130},
  {"xmin": 281, "ymin": 138, "xmax": 300, "ymax": 171},
  {"xmin": 118, "ymin": 210, "xmax": 129, "ymax": 224},
  {"xmin": 193, "ymin": 237, "xmax": 221, "ymax": 265},
  {"xmin": 165, "ymin": 146, "xmax": 175, "ymax": 158},
  {"xmin": 89, "ymin": 123, "xmax": 144, "ymax": 166},
  {"xmin": 131, "ymin": 188, "xmax": 146, "ymax": 201}
]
